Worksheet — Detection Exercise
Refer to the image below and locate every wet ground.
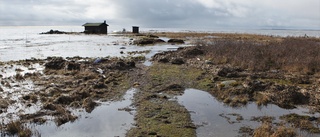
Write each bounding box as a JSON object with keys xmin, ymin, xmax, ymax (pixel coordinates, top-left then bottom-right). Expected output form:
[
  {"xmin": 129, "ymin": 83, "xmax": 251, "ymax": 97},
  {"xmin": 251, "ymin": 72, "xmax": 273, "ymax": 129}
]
[
  {"xmin": 0, "ymin": 31, "xmax": 320, "ymax": 137},
  {"xmin": 178, "ymin": 89, "xmax": 320, "ymax": 137},
  {"xmin": 34, "ymin": 88, "xmax": 137, "ymax": 137},
  {"xmin": 0, "ymin": 27, "xmax": 192, "ymax": 62}
]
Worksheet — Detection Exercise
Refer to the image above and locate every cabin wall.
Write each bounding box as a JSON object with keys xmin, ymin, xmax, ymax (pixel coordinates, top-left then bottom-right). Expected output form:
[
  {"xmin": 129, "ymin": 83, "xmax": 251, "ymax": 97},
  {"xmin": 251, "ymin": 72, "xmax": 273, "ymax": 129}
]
[
  {"xmin": 132, "ymin": 26, "xmax": 139, "ymax": 33},
  {"xmin": 84, "ymin": 25, "xmax": 108, "ymax": 34}
]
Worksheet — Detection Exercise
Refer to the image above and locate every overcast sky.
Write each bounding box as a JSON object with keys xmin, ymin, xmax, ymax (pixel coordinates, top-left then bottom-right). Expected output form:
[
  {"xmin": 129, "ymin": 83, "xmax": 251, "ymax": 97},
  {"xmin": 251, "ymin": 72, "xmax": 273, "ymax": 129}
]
[{"xmin": 0, "ymin": 0, "xmax": 319, "ymax": 29}]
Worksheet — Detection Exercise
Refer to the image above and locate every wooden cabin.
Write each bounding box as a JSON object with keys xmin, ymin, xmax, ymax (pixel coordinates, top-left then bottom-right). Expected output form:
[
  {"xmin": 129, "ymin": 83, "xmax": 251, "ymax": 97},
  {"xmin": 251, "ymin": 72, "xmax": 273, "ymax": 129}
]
[{"xmin": 82, "ymin": 20, "xmax": 109, "ymax": 34}]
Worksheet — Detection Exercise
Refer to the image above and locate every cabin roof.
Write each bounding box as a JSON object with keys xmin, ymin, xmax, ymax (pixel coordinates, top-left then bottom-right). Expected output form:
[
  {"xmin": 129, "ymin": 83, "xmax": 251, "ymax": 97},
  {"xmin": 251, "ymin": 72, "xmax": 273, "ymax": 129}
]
[{"xmin": 82, "ymin": 23, "xmax": 109, "ymax": 27}]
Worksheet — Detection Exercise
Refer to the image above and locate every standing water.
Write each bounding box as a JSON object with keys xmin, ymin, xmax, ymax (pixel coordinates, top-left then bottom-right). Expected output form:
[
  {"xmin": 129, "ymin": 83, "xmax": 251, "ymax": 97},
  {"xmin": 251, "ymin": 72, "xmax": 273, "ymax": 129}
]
[
  {"xmin": 178, "ymin": 89, "xmax": 320, "ymax": 137},
  {"xmin": 34, "ymin": 88, "xmax": 137, "ymax": 137},
  {"xmin": 1, "ymin": 26, "xmax": 318, "ymax": 62},
  {"xmin": 0, "ymin": 26, "xmax": 189, "ymax": 62}
]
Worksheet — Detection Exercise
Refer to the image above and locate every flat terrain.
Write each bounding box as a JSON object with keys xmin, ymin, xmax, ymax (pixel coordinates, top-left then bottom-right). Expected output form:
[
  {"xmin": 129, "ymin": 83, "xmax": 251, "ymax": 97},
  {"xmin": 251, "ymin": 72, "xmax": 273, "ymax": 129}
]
[{"xmin": 0, "ymin": 32, "xmax": 320, "ymax": 137}]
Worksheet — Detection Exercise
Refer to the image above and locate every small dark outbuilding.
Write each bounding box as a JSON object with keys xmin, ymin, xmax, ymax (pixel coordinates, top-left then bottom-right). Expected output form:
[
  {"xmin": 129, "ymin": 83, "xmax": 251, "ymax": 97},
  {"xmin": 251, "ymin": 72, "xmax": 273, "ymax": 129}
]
[
  {"xmin": 132, "ymin": 26, "xmax": 139, "ymax": 33},
  {"xmin": 83, "ymin": 20, "xmax": 109, "ymax": 34}
]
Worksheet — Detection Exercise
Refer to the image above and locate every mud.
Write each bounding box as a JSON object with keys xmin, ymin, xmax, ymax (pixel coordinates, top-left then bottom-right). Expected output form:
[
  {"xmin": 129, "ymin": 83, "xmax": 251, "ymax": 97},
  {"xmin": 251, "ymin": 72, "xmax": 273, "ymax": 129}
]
[
  {"xmin": 150, "ymin": 43, "xmax": 320, "ymax": 110},
  {"xmin": 1, "ymin": 32, "xmax": 320, "ymax": 136},
  {"xmin": 0, "ymin": 56, "xmax": 135, "ymax": 136}
]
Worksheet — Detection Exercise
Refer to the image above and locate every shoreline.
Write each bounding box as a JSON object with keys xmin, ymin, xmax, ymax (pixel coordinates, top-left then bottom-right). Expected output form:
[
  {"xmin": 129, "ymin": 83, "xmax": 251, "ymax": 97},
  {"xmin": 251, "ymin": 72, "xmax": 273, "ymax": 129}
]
[
  {"xmin": 0, "ymin": 32, "xmax": 320, "ymax": 136},
  {"xmin": 1, "ymin": 26, "xmax": 319, "ymax": 38}
]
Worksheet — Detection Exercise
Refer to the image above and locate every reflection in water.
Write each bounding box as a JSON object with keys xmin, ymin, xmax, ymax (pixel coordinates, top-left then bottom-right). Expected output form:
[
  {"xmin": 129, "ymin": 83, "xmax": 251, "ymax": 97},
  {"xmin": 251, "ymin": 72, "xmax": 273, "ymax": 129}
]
[
  {"xmin": 35, "ymin": 88, "xmax": 137, "ymax": 137},
  {"xmin": 178, "ymin": 89, "xmax": 320, "ymax": 137}
]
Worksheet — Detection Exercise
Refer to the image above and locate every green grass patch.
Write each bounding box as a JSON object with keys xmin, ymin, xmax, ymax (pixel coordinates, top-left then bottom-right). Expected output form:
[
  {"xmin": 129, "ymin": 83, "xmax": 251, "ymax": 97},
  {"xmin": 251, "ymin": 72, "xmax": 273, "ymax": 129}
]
[
  {"xmin": 127, "ymin": 92, "xmax": 196, "ymax": 136},
  {"xmin": 148, "ymin": 63, "xmax": 210, "ymax": 90}
]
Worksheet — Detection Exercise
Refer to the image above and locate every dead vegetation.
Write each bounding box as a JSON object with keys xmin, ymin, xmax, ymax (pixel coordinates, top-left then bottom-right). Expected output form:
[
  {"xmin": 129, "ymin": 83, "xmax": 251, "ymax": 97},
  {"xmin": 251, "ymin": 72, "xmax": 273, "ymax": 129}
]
[
  {"xmin": 1, "ymin": 32, "xmax": 319, "ymax": 136},
  {"xmin": 200, "ymin": 37, "xmax": 320, "ymax": 73},
  {"xmin": 151, "ymin": 36, "xmax": 320, "ymax": 110},
  {"xmin": 250, "ymin": 114, "xmax": 319, "ymax": 137},
  {"xmin": 280, "ymin": 113, "xmax": 320, "ymax": 133},
  {"xmin": 0, "ymin": 56, "xmax": 135, "ymax": 135},
  {"xmin": 4, "ymin": 121, "xmax": 33, "ymax": 137},
  {"xmin": 149, "ymin": 34, "xmax": 320, "ymax": 136},
  {"xmin": 253, "ymin": 122, "xmax": 296, "ymax": 137}
]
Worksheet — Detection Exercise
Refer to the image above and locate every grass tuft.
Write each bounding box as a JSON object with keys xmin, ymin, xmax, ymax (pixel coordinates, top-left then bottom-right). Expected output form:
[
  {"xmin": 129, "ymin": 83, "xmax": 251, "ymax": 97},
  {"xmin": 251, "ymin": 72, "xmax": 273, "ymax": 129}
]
[
  {"xmin": 6, "ymin": 121, "xmax": 32, "ymax": 137},
  {"xmin": 198, "ymin": 37, "xmax": 320, "ymax": 74}
]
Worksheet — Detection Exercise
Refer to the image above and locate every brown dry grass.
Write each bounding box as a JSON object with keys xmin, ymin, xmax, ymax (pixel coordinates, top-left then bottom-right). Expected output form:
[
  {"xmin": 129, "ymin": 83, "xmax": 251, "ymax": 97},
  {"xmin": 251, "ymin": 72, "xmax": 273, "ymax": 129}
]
[
  {"xmin": 271, "ymin": 126, "xmax": 296, "ymax": 137},
  {"xmin": 150, "ymin": 32, "xmax": 279, "ymax": 41},
  {"xmin": 280, "ymin": 113, "xmax": 320, "ymax": 133},
  {"xmin": 6, "ymin": 121, "xmax": 32, "ymax": 137},
  {"xmin": 198, "ymin": 37, "xmax": 320, "ymax": 74},
  {"xmin": 253, "ymin": 122, "xmax": 296, "ymax": 137}
]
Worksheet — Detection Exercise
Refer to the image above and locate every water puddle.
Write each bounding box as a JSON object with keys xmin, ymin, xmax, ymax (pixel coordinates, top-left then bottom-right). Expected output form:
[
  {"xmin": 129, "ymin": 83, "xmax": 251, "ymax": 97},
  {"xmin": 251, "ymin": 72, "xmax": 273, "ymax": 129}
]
[
  {"xmin": 0, "ymin": 63, "xmax": 44, "ymax": 123},
  {"xmin": 141, "ymin": 44, "xmax": 188, "ymax": 66},
  {"xmin": 178, "ymin": 89, "xmax": 320, "ymax": 137},
  {"xmin": 33, "ymin": 88, "xmax": 137, "ymax": 137},
  {"xmin": 139, "ymin": 36, "xmax": 191, "ymax": 66},
  {"xmin": 0, "ymin": 63, "xmax": 44, "ymax": 78},
  {"xmin": 0, "ymin": 63, "xmax": 44, "ymax": 98},
  {"xmin": 159, "ymin": 37, "xmax": 171, "ymax": 42}
]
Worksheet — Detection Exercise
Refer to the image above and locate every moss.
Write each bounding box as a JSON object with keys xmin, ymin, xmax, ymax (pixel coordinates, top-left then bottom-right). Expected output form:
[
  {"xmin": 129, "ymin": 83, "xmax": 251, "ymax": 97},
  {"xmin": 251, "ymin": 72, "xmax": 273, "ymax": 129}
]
[
  {"xmin": 217, "ymin": 83, "xmax": 225, "ymax": 89},
  {"xmin": 196, "ymin": 77, "xmax": 214, "ymax": 91},
  {"xmin": 127, "ymin": 63, "xmax": 202, "ymax": 136},
  {"xmin": 130, "ymin": 55, "xmax": 146, "ymax": 62},
  {"xmin": 148, "ymin": 63, "xmax": 207, "ymax": 90},
  {"xmin": 264, "ymin": 78, "xmax": 293, "ymax": 86},
  {"xmin": 4, "ymin": 33, "xmax": 320, "ymax": 136},
  {"xmin": 127, "ymin": 93, "xmax": 196, "ymax": 137},
  {"xmin": 280, "ymin": 113, "xmax": 320, "ymax": 133}
]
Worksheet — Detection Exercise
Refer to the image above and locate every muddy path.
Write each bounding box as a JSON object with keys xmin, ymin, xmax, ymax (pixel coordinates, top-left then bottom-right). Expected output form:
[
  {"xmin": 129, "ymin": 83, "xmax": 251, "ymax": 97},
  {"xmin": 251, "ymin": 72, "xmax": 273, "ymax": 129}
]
[{"xmin": 0, "ymin": 32, "xmax": 320, "ymax": 137}]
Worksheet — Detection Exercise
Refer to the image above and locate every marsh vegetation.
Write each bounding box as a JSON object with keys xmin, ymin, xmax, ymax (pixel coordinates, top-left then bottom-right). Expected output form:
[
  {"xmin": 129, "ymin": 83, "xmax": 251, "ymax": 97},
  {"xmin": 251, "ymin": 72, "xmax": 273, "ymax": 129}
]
[{"xmin": 0, "ymin": 32, "xmax": 319, "ymax": 136}]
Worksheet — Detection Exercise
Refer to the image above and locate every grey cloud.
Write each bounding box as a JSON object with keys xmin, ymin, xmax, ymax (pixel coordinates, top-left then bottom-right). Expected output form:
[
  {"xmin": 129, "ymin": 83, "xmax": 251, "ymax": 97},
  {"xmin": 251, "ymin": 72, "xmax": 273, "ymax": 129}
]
[
  {"xmin": 0, "ymin": 0, "xmax": 87, "ymax": 25},
  {"xmin": 0, "ymin": 0, "xmax": 319, "ymax": 29},
  {"xmin": 107, "ymin": 0, "xmax": 238, "ymax": 27}
]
